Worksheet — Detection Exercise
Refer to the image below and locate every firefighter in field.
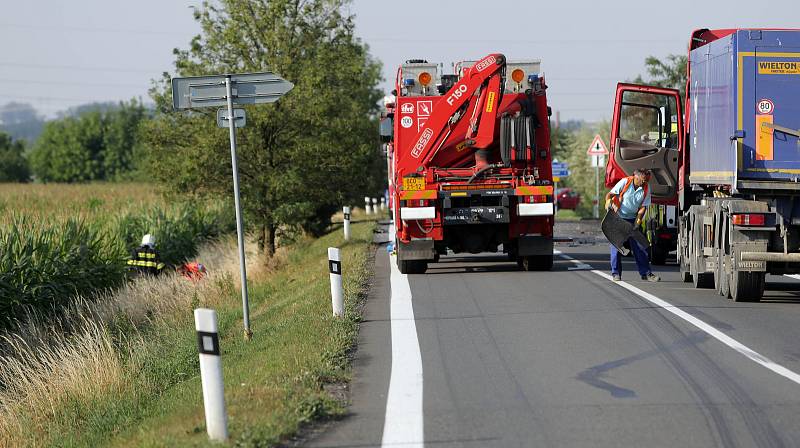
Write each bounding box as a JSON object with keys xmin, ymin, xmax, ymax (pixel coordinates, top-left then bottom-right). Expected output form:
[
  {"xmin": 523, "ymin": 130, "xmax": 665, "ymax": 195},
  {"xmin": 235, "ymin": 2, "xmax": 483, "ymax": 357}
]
[
  {"xmin": 127, "ymin": 234, "xmax": 165, "ymax": 276},
  {"xmin": 604, "ymin": 169, "xmax": 661, "ymax": 283}
]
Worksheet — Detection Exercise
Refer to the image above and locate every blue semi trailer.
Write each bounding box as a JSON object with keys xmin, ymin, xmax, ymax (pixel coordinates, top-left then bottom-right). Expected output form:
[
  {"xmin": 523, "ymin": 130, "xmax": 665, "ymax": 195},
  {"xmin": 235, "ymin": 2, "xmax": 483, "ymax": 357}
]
[{"xmin": 606, "ymin": 28, "xmax": 800, "ymax": 301}]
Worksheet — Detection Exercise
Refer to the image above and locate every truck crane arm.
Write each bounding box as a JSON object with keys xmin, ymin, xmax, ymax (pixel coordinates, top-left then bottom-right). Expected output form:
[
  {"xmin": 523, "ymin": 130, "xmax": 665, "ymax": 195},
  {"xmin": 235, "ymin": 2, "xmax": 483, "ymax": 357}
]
[{"xmin": 405, "ymin": 53, "xmax": 507, "ymax": 168}]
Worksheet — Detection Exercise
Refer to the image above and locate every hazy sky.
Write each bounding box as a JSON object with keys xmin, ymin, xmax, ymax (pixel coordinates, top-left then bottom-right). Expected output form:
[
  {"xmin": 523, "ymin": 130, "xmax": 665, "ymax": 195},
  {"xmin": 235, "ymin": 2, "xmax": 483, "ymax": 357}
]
[{"xmin": 1, "ymin": 0, "xmax": 798, "ymax": 121}]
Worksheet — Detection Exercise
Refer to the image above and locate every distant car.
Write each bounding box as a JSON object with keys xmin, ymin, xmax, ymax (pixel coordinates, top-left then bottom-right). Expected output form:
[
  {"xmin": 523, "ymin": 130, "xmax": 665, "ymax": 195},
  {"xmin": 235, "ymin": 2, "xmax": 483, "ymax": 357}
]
[{"xmin": 556, "ymin": 188, "xmax": 581, "ymax": 210}]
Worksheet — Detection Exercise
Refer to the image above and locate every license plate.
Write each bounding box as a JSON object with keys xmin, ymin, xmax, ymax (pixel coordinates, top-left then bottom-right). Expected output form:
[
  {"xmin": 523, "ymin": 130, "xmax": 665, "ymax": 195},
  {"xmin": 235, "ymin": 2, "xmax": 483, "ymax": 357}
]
[{"xmin": 403, "ymin": 177, "xmax": 425, "ymax": 191}]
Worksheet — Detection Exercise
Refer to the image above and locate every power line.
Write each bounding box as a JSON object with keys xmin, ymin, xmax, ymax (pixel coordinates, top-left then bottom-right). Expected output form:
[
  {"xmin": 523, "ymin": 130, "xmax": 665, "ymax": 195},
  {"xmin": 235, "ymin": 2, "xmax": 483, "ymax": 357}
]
[
  {"xmin": 0, "ymin": 61, "xmax": 166, "ymax": 74},
  {"xmin": 363, "ymin": 37, "xmax": 677, "ymax": 45},
  {"xmin": 0, "ymin": 93, "xmax": 131, "ymax": 103},
  {"xmin": 0, "ymin": 78, "xmax": 149, "ymax": 89},
  {"xmin": 0, "ymin": 22, "xmax": 193, "ymax": 37}
]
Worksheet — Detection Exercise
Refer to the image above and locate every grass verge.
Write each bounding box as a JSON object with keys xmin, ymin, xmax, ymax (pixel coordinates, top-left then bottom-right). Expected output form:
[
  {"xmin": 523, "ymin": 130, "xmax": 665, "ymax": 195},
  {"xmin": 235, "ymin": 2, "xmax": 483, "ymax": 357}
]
[{"xmin": 0, "ymin": 214, "xmax": 378, "ymax": 447}]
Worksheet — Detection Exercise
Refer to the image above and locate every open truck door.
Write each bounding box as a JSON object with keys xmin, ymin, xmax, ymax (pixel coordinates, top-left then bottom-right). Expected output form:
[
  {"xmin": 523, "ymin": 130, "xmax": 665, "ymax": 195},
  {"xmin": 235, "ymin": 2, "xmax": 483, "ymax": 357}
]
[{"xmin": 606, "ymin": 83, "xmax": 682, "ymax": 204}]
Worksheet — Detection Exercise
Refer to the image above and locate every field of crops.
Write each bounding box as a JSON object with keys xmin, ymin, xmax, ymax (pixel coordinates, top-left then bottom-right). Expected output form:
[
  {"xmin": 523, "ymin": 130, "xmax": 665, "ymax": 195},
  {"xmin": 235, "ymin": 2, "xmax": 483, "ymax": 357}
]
[{"xmin": 0, "ymin": 183, "xmax": 234, "ymax": 328}]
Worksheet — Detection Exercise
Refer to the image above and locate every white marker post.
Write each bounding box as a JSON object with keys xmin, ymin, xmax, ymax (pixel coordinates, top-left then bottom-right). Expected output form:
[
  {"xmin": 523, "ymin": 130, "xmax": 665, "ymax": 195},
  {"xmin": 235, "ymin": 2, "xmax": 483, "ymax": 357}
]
[
  {"xmin": 343, "ymin": 206, "xmax": 351, "ymax": 241},
  {"xmin": 365, "ymin": 196, "xmax": 372, "ymax": 215},
  {"xmin": 194, "ymin": 309, "xmax": 228, "ymax": 442},
  {"xmin": 380, "ymin": 196, "xmax": 386, "ymax": 211},
  {"xmin": 328, "ymin": 248, "xmax": 344, "ymax": 317},
  {"xmin": 372, "ymin": 198, "xmax": 378, "ymax": 215}
]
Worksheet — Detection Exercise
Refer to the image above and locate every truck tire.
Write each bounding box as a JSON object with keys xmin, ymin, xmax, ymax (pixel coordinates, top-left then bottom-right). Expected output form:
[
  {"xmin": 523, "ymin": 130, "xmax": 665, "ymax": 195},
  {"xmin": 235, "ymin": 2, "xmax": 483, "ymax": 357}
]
[
  {"xmin": 715, "ymin": 253, "xmax": 730, "ymax": 298},
  {"xmin": 729, "ymin": 270, "xmax": 764, "ymax": 302},
  {"xmin": 678, "ymin": 252, "xmax": 691, "ymax": 282},
  {"xmin": 519, "ymin": 255, "xmax": 553, "ymax": 271},
  {"xmin": 650, "ymin": 243, "xmax": 668, "ymax": 265},
  {"xmin": 399, "ymin": 259, "xmax": 427, "ymax": 275}
]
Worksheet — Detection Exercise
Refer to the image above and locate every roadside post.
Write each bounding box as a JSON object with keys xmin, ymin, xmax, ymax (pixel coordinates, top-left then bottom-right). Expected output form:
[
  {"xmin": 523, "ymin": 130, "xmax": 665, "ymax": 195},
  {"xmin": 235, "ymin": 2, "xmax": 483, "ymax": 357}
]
[
  {"xmin": 343, "ymin": 206, "xmax": 351, "ymax": 241},
  {"xmin": 328, "ymin": 248, "xmax": 344, "ymax": 317},
  {"xmin": 380, "ymin": 197, "xmax": 386, "ymax": 211},
  {"xmin": 194, "ymin": 308, "xmax": 228, "ymax": 442},
  {"xmin": 365, "ymin": 196, "xmax": 372, "ymax": 215},
  {"xmin": 172, "ymin": 73, "xmax": 293, "ymax": 340},
  {"xmin": 587, "ymin": 135, "xmax": 609, "ymax": 219},
  {"xmin": 372, "ymin": 198, "xmax": 378, "ymax": 215}
]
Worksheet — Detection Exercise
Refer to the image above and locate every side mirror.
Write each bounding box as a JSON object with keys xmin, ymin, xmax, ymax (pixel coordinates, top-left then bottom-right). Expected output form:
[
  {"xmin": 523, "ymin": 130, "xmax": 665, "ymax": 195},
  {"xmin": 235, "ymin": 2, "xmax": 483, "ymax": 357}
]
[{"xmin": 380, "ymin": 116, "xmax": 393, "ymax": 143}]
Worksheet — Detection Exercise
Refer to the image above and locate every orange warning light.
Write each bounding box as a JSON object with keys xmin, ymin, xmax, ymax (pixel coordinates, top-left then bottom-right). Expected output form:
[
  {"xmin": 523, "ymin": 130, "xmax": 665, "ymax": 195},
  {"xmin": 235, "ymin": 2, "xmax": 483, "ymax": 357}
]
[
  {"xmin": 418, "ymin": 72, "xmax": 432, "ymax": 86},
  {"xmin": 511, "ymin": 69, "xmax": 525, "ymax": 84}
]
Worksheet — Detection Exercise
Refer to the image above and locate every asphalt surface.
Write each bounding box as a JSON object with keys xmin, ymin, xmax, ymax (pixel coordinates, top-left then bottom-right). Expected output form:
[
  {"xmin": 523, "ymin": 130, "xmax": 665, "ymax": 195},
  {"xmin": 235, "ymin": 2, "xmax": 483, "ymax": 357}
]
[{"xmin": 308, "ymin": 222, "xmax": 800, "ymax": 448}]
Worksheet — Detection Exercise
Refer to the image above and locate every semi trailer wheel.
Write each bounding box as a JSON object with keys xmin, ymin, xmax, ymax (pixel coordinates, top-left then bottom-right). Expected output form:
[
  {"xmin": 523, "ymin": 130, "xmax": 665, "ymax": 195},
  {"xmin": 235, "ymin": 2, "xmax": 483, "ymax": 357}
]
[
  {"xmin": 715, "ymin": 253, "xmax": 730, "ymax": 298},
  {"xmin": 729, "ymin": 270, "xmax": 764, "ymax": 302},
  {"xmin": 678, "ymin": 253, "xmax": 691, "ymax": 283}
]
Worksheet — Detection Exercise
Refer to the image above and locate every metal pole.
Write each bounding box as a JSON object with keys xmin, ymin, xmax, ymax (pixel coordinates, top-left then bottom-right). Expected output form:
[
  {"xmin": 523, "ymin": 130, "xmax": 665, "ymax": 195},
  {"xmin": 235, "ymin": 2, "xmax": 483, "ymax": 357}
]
[
  {"xmin": 594, "ymin": 159, "xmax": 600, "ymax": 219},
  {"xmin": 226, "ymin": 76, "xmax": 252, "ymax": 340}
]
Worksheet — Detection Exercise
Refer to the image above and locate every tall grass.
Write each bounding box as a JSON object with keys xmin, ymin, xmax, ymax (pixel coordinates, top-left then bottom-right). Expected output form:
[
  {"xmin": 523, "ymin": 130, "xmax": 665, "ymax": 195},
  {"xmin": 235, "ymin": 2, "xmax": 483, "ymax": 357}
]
[{"xmin": 0, "ymin": 183, "xmax": 235, "ymax": 330}]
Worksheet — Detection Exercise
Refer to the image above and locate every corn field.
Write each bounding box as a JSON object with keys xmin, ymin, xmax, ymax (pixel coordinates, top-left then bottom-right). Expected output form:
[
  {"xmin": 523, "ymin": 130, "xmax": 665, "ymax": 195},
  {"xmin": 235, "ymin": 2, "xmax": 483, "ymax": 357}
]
[{"xmin": 0, "ymin": 183, "xmax": 234, "ymax": 329}]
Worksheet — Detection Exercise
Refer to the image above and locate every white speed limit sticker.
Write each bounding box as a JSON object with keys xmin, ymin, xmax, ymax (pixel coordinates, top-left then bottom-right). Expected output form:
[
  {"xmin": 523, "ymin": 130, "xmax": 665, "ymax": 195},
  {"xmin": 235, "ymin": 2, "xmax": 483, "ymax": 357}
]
[
  {"xmin": 757, "ymin": 98, "xmax": 775, "ymax": 115},
  {"xmin": 400, "ymin": 116, "xmax": 413, "ymax": 128}
]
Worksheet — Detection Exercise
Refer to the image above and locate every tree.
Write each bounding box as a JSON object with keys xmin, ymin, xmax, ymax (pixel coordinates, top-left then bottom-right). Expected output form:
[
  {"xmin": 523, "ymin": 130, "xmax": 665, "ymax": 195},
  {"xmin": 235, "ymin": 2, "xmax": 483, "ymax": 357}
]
[
  {"xmin": 0, "ymin": 132, "xmax": 30, "ymax": 182},
  {"xmin": 142, "ymin": 0, "xmax": 384, "ymax": 255},
  {"xmin": 634, "ymin": 54, "xmax": 688, "ymax": 102},
  {"xmin": 0, "ymin": 102, "xmax": 45, "ymax": 143},
  {"xmin": 29, "ymin": 100, "xmax": 148, "ymax": 182}
]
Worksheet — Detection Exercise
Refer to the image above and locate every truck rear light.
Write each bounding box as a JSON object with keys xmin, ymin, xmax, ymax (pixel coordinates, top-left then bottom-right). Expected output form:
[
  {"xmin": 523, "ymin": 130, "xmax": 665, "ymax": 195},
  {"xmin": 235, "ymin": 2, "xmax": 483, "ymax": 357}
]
[
  {"xmin": 522, "ymin": 195, "xmax": 548, "ymax": 204},
  {"xmin": 732, "ymin": 213, "xmax": 766, "ymax": 226},
  {"xmin": 658, "ymin": 233, "xmax": 673, "ymax": 240}
]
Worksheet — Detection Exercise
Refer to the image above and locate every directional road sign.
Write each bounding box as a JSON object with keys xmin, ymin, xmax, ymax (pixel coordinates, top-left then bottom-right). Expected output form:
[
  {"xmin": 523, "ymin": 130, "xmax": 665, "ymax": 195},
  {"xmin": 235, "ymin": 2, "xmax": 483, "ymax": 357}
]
[
  {"xmin": 172, "ymin": 72, "xmax": 294, "ymax": 110},
  {"xmin": 587, "ymin": 135, "xmax": 609, "ymax": 156},
  {"xmin": 171, "ymin": 72, "xmax": 294, "ymax": 341},
  {"xmin": 552, "ymin": 161, "xmax": 568, "ymax": 170},
  {"xmin": 217, "ymin": 108, "xmax": 246, "ymax": 128},
  {"xmin": 552, "ymin": 169, "xmax": 570, "ymax": 178}
]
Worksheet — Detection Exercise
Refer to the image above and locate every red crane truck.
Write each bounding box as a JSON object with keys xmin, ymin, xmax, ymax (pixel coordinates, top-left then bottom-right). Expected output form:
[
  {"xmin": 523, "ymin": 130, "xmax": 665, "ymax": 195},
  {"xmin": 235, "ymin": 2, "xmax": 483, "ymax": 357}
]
[
  {"xmin": 606, "ymin": 28, "xmax": 800, "ymax": 301},
  {"xmin": 381, "ymin": 54, "xmax": 555, "ymax": 274}
]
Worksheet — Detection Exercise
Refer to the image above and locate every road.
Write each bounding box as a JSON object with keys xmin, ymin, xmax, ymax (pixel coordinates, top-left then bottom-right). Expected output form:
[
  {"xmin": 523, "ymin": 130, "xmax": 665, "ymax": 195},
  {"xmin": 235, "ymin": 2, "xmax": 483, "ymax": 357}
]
[{"xmin": 308, "ymin": 224, "xmax": 800, "ymax": 448}]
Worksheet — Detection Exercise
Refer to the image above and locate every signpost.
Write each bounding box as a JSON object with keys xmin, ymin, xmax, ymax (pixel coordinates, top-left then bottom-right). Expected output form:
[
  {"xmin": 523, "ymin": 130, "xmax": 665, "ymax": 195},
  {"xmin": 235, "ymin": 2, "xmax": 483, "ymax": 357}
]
[
  {"xmin": 173, "ymin": 73, "xmax": 294, "ymax": 340},
  {"xmin": 587, "ymin": 135, "xmax": 609, "ymax": 219},
  {"xmin": 551, "ymin": 161, "xmax": 569, "ymax": 209}
]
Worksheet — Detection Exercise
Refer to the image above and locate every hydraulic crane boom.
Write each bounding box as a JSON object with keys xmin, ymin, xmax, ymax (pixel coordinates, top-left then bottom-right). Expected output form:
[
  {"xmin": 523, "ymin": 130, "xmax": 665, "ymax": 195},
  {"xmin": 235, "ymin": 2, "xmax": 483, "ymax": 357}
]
[{"xmin": 407, "ymin": 53, "xmax": 506, "ymax": 169}]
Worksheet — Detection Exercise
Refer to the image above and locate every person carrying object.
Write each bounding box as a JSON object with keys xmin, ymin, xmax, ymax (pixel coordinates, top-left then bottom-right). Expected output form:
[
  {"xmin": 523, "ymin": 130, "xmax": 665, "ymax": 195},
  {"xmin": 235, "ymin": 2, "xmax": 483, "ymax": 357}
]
[{"xmin": 604, "ymin": 169, "xmax": 660, "ymax": 282}]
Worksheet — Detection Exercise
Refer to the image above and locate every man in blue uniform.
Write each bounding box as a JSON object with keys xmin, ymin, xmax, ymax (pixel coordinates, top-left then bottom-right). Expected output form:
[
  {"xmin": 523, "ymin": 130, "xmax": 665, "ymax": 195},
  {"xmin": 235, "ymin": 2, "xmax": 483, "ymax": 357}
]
[{"xmin": 605, "ymin": 169, "xmax": 660, "ymax": 282}]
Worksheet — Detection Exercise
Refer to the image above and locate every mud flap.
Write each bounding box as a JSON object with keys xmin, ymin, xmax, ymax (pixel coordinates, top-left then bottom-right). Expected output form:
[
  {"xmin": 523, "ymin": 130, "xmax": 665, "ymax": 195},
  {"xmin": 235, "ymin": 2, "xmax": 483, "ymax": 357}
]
[
  {"xmin": 601, "ymin": 209, "xmax": 650, "ymax": 255},
  {"xmin": 518, "ymin": 236, "xmax": 553, "ymax": 256},
  {"xmin": 397, "ymin": 239, "xmax": 435, "ymax": 261}
]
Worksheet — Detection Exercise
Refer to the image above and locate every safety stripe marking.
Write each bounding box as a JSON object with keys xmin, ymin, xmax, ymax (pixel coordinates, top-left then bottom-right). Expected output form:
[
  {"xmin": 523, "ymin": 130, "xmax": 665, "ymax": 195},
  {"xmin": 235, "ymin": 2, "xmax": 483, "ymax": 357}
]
[
  {"xmin": 556, "ymin": 251, "xmax": 800, "ymax": 386},
  {"xmin": 382, "ymin": 224, "xmax": 424, "ymax": 447}
]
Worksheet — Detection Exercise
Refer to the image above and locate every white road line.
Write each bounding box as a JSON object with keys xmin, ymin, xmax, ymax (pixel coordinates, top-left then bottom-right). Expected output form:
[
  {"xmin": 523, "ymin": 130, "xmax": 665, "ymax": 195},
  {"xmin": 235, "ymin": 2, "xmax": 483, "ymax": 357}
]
[
  {"xmin": 382, "ymin": 225, "xmax": 424, "ymax": 448},
  {"xmin": 557, "ymin": 251, "xmax": 800, "ymax": 386}
]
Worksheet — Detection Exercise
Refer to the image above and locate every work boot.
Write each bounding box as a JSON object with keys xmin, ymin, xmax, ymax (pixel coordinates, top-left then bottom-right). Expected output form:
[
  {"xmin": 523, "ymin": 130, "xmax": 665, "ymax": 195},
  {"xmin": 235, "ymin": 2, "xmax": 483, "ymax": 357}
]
[
  {"xmin": 642, "ymin": 273, "xmax": 661, "ymax": 282},
  {"xmin": 612, "ymin": 274, "xmax": 621, "ymax": 282}
]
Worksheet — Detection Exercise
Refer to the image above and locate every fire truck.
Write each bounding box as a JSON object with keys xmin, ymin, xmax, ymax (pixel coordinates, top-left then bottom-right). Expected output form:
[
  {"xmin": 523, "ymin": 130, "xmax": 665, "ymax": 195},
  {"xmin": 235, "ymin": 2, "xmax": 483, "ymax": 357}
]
[
  {"xmin": 606, "ymin": 28, "xmax": 800, "ymax": 301},
  {"xmin": 381, "ymin": 54, "xmax": 555, "ymax": 274}
]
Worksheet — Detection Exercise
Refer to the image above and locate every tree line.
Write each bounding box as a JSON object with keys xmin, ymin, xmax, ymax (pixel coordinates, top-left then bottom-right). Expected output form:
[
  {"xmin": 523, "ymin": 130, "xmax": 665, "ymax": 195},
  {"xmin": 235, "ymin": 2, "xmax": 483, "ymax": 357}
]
[{"xmin": 1, "ymin": 0, "xmax": 386, "ymax": 258}]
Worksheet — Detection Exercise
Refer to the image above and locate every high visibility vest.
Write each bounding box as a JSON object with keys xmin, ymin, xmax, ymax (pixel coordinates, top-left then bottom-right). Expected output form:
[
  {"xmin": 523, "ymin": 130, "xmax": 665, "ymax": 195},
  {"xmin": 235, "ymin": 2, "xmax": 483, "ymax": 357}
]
[
  {"xmin": 612, "ymin": 176, "xmax": 649, "ymax": 210},
  {"xmin": 127, "ymin": 245, "xmax": 165, "ymax": 273}
]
